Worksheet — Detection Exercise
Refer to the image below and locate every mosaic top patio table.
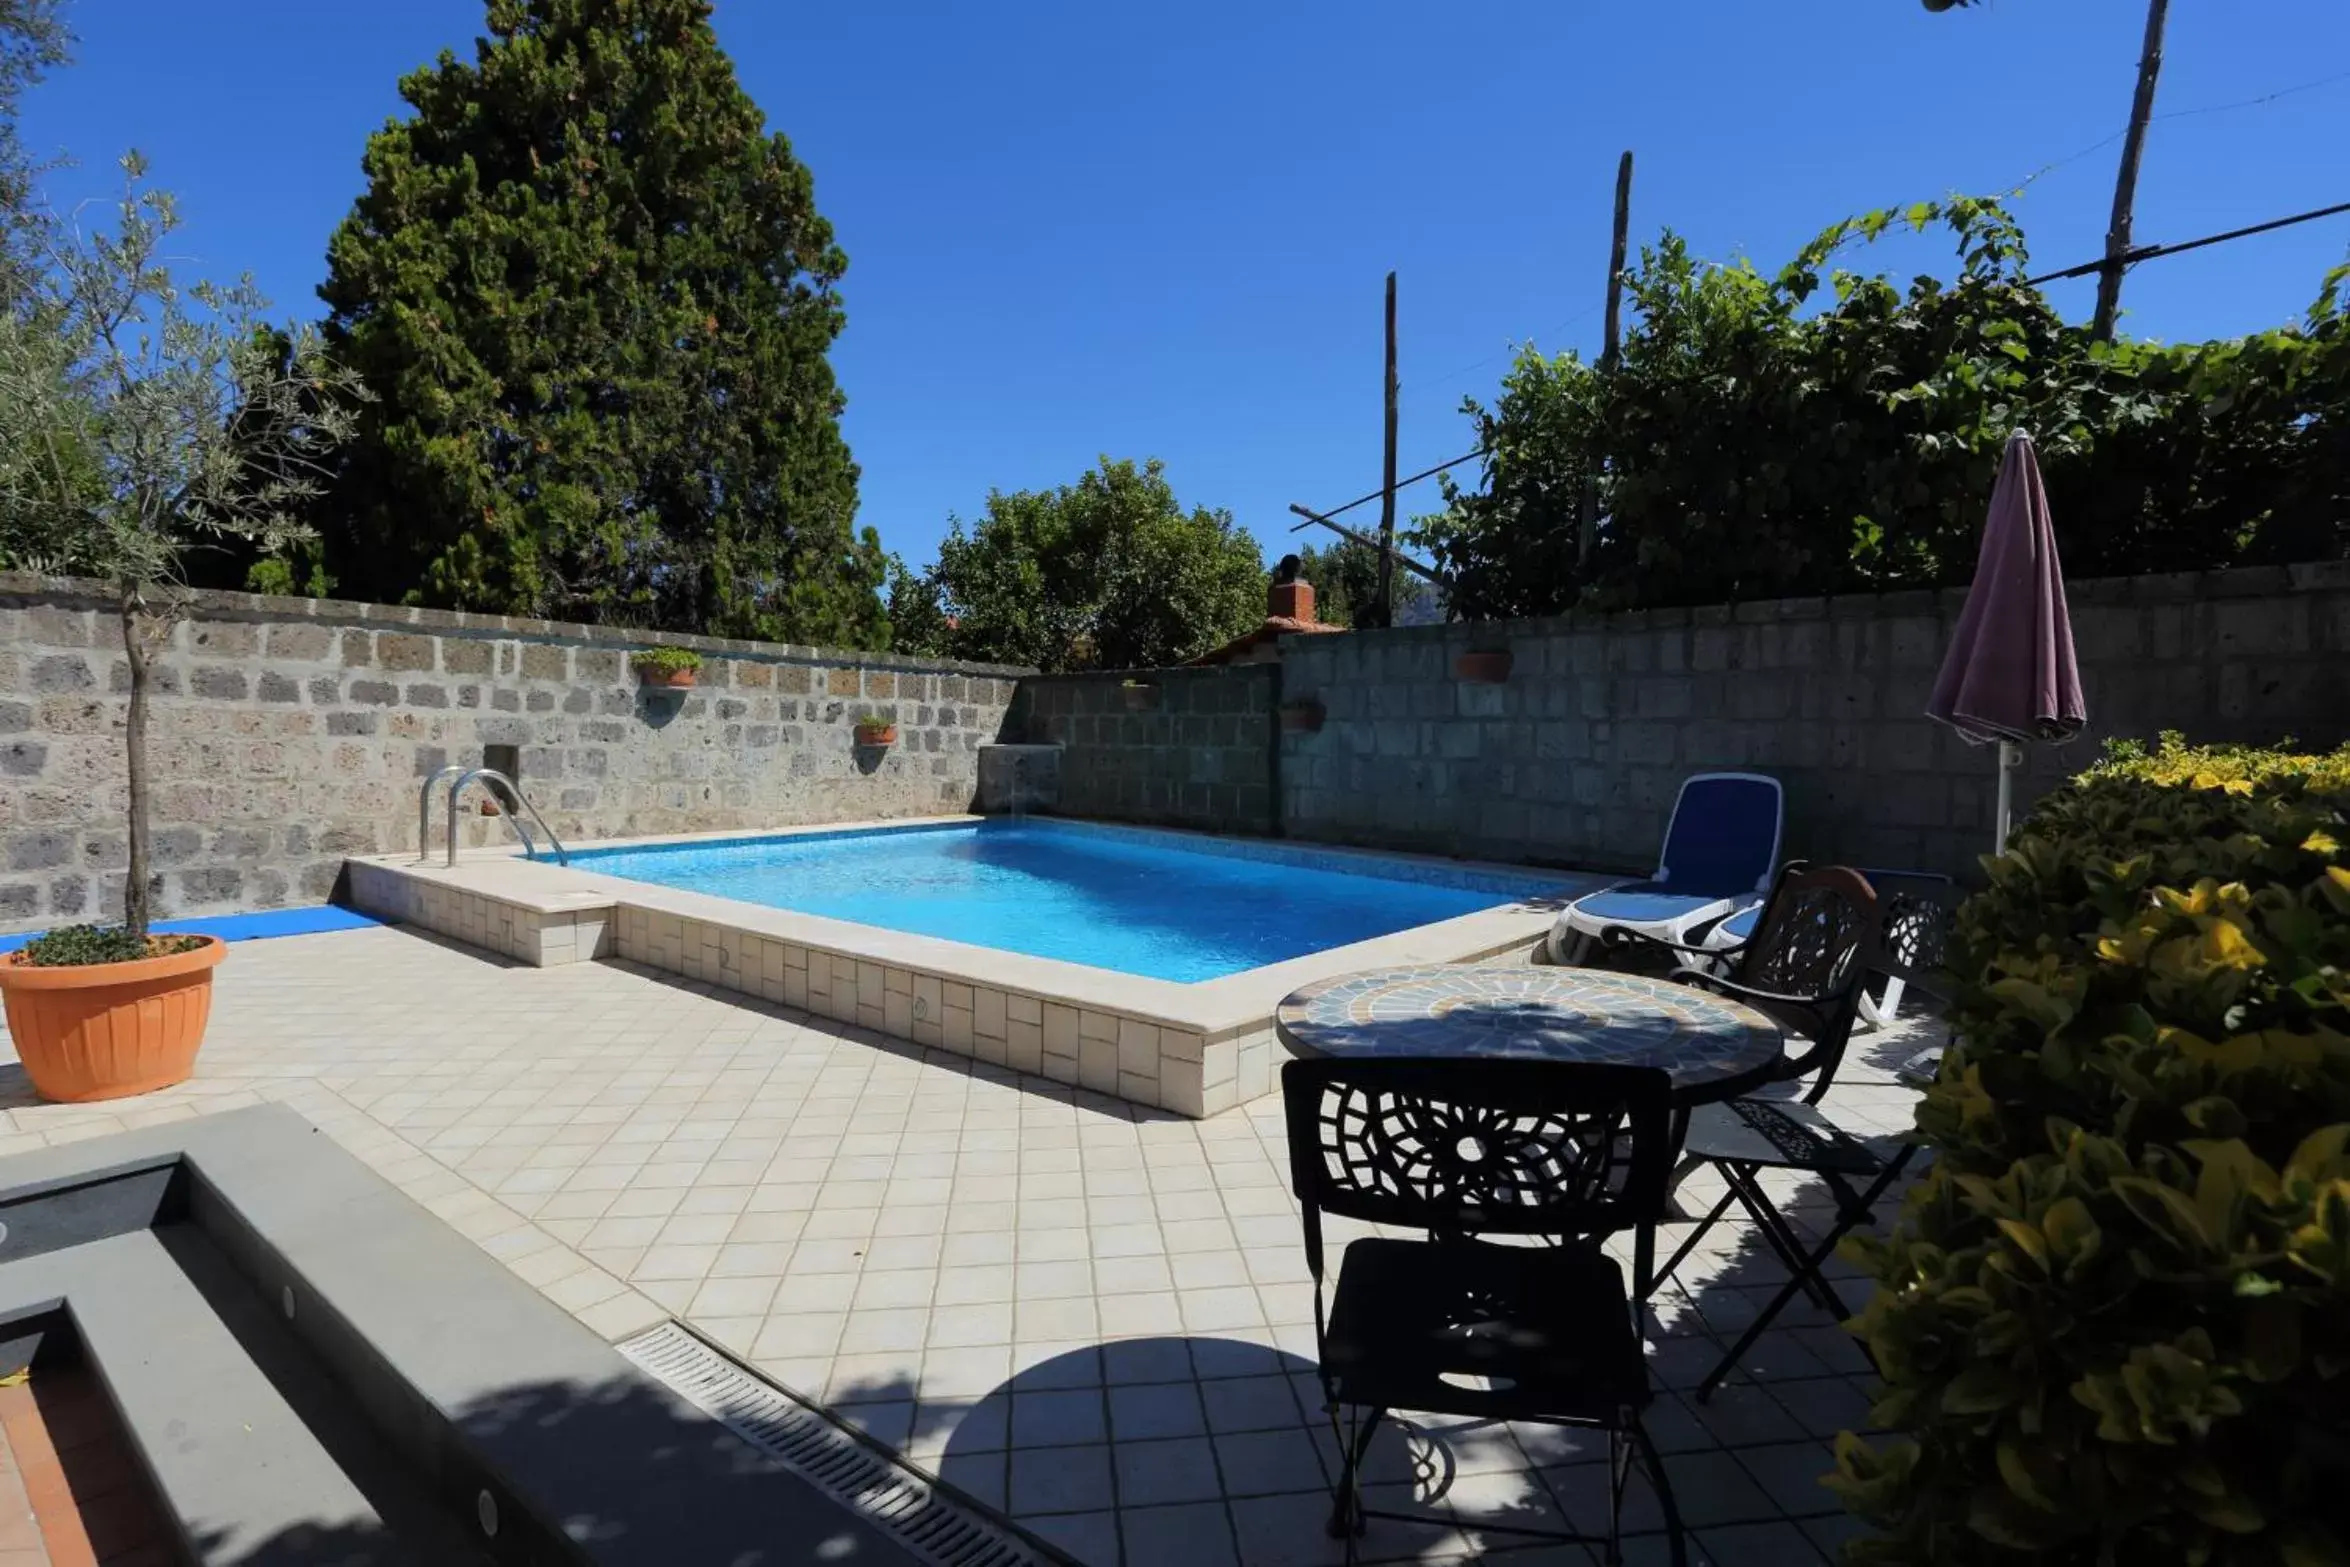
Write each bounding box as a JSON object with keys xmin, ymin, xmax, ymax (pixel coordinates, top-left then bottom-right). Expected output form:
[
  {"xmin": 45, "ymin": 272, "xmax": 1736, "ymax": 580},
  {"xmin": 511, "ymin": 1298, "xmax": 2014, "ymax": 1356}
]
[{"xmin": 1274, "ymin": 966, "xmax": 1786, "ymax": 1104}]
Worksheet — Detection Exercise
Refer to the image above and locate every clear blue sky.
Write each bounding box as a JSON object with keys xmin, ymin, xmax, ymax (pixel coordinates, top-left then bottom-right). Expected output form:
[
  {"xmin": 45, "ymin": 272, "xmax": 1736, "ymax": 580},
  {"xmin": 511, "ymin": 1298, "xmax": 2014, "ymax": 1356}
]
[{"xmin": 21, "ymin": 0, "xmax": 2350, "ymax": 572}]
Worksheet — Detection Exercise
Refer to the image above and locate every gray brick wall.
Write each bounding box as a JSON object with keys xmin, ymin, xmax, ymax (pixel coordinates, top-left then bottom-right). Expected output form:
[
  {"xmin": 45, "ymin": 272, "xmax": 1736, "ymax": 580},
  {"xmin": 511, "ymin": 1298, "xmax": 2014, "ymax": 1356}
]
[
  {"xmin": 1280, "ymin": 563, "xmax": 2350, "ymax": 880},
  {"xmin": 10, "ymin": 561, "xmax": 2341, "ymax": 930},
  {"xmin": 1008, "ymin": 666, "xmax": 1279, "ymax": 835},
  {"xmin": 0, "ymin": 575, "xmax": 1023, "ymax": 931}
]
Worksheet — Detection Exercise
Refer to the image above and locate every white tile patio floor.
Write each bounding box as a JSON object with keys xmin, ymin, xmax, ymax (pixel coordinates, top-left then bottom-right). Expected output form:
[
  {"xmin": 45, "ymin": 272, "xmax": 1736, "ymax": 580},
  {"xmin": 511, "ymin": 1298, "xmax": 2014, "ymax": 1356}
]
[{"xmin": 0, "ymin": 924, "xmax": 1931, "ymax": 1565}]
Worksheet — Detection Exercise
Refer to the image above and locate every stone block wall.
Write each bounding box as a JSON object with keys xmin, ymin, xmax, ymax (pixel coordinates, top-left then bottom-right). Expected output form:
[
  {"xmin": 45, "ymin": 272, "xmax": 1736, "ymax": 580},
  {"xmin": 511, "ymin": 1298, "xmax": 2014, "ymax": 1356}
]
[
  {"xmin": 1279, "ymin": 563, "xmax": 2350, "ymax": 880},
  {"xmin": 0, "ymin": 575, "xmax": 1022, "ymax": 932},
  {"xmin": 9, "ymin": 562, "xmax": 2341, "ymax": 931},
  {"xmin": 1006, "ymin": 666, "xmax": 1280, "ymax": 834}
]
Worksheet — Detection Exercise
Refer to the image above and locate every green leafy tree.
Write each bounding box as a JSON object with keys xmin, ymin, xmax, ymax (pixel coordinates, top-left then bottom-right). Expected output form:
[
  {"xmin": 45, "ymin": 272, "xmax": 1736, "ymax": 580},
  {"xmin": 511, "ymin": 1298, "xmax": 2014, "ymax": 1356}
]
[
  {"xmin": 178, "ymin": 326, "xmax": 345, "ymax": 597},
  {"xmin": 1295, "ymin": 537, "xmax": 1433, "ymax": 628},
  {"xmin": 0, "ymin": 0, "xmax": 77, "ymax": 553},
  {"xmin": 916, "ymin": 458, "xmax": 1265, "ymax": 671},
  {"xmin": 0, "ymin": 0, "xmax": 69, "ymax": 292},
  {"xmin": 319, "ymin": 0, "xmax": 884, "ymax": 646},
  {"xmin": 1418, "ymin": 198, "xmax": 2349, "ymax": 620},
  {"xmin": 883, "ymin": 552, "xmax": 952, "ymax": 657},
  {"xmin": 0, "ymin": 156, "xmax": 364, "ymax": 935}
]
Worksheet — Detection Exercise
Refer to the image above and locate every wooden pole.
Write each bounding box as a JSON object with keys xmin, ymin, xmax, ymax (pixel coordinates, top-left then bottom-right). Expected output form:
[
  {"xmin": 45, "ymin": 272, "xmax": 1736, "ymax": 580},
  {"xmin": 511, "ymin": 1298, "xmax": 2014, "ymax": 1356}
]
[
  {"xmin": 2093, "ymin": 0, "xmax": 2169, "ymax": 341},
  {"xmin": 1376, "ymin": 271, "xmax": 1399, "ymax": 628},
  {"xmin": 1602, "ymin": 150, "xmax": 1633, "ymax": 373},
  {"xmin": 1581, "ymin": 151, "xmax": 1634, "ymax": 569}
]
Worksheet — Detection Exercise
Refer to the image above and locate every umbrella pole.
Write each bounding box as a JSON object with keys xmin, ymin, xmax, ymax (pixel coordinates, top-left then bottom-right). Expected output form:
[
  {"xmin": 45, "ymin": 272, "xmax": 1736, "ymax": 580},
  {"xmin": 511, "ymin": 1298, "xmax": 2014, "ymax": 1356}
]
[{"xmin": 1994, "ymin": 740, "xmax": 2021, "ymax": 856}]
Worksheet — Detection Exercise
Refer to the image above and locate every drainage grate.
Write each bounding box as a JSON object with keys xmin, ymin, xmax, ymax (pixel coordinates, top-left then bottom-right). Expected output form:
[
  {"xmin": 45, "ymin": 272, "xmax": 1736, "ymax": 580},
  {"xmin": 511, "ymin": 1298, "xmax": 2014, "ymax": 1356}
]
[{"xmin": 616, "ymin": 1322, "xmax": 1066, "ymax": 1567}]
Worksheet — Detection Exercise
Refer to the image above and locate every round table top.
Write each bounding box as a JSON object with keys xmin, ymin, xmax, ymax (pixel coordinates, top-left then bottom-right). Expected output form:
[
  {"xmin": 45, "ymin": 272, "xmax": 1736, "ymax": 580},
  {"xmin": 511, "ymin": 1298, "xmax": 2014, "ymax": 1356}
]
[{"xmin": 1275, "ymin": 966, "xmax": 1786, "ymax": 1100}]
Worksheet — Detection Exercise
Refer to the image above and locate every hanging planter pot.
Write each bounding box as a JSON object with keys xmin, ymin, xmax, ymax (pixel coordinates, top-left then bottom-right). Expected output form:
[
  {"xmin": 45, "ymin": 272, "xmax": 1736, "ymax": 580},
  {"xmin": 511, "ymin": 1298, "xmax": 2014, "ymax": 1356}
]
[
  {"xmin": 1278, "ymin": 699, "xmax": 1325, "ymax": 733},
  {"xmin": 1120, "ymin": 680, "xmax": 1158, "ymax": 712},
  {"xmin": 1454, "ymin": 649, "xmax": 1513, "ymax": 684},
  {"xmin": 853, "ymin": 715, "xmax": 897, "ymax": 747},
  {"xmin": 632, "ymin": 647, "xmax": 701, "ymax": 689}
]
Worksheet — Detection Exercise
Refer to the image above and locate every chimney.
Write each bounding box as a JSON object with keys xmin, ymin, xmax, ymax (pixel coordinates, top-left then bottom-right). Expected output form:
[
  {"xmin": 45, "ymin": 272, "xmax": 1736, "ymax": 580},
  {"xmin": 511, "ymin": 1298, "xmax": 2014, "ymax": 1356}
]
[{"xmin": 1268, "ymin": 578, "xmax": 1315, "ymax": 622}]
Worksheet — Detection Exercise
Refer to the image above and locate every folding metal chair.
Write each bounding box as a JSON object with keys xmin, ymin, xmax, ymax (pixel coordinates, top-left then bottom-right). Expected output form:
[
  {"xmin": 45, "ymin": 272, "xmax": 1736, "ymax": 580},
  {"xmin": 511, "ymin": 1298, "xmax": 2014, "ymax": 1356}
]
[{"xmin": 1654, "ymin": 877, "xmax": 1960, "ymax": 1399}]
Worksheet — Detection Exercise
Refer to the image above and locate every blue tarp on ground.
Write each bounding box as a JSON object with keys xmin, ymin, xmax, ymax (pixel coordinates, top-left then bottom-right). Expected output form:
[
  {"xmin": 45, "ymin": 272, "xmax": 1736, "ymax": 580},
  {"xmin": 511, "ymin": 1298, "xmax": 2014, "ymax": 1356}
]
[{"xmin": 0, "ymin": 904, "xmax": 382, "ymax": 954}]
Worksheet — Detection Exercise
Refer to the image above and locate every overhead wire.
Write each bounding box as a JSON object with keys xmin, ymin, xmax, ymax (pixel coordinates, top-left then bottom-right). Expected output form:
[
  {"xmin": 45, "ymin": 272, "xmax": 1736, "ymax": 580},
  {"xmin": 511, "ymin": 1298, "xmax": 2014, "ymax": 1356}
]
[
  {"xmin": 2009, "ymin": 65, "xmax": 2350, "ymax": 194},
  {"xmin": 1295, "ymin": 67, "xmax": 2350, "ymax": 534}
]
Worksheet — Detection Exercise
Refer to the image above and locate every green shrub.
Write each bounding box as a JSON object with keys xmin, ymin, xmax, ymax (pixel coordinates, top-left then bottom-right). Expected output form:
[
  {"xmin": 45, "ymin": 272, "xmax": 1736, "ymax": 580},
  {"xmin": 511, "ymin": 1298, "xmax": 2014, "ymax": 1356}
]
[
  {"xmin": 1832, "ymin": 736, "xmax": 2350, "ymax": 1566},
  {"xmin": 17, "ymin": 924, "xmax": 206, "ymax": 967},
  {"xmin": 629, "ymin": 646, "xmax": 702, "ymax": 675}
]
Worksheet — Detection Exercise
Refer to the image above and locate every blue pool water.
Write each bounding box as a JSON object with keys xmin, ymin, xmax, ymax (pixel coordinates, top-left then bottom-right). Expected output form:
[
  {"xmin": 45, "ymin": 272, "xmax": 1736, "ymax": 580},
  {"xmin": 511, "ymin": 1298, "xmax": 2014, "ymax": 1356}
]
[{"xmin": 573, "ymin": 821, "xmax": 1557, "ymax": 983}]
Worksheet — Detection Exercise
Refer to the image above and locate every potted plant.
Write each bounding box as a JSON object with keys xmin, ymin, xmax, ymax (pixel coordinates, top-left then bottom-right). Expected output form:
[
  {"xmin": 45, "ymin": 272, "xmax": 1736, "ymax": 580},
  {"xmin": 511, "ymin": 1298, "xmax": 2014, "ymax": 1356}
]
[
  {"xmin": 1120, "ymin": 679, "xmax": 1158, "ymax": 711},
  {"xmin": 852, "ymin": 711, "xmax": 897, "ymax": 747},
  {"xmin": 632, "ymin": 646, "xmax": 701, "ymax": 688},
  {"xmin": 1, "ymin": 925, "xmax": 224, "ymax": 1101},
  {"xmin": 0, "ymin": 154, "xmax": 363, "ymax": 1101},
  {"xmin": 1278, "ymin": 698, "xmax": 1325, "ymax": 733},
  {"xmin": 1454, "ymin": 647, "xmax": 1514, "ymax": 683}
]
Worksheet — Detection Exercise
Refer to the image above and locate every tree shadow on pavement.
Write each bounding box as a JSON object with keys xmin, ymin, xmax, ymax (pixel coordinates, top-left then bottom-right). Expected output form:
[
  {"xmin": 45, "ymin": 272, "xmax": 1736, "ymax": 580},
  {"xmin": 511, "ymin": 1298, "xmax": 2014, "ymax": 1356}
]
[{"xmin": 826, "ymin": 1334, "xmax": 1642, "ymax": 1567}]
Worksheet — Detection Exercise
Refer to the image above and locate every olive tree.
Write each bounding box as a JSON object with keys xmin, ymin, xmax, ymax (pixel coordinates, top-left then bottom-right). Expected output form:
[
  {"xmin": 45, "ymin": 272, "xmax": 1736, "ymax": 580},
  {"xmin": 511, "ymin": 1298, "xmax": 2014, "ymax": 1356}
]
[{"xmin": 0, "ymin": 155, "xmax": 364, "ymax": 934}]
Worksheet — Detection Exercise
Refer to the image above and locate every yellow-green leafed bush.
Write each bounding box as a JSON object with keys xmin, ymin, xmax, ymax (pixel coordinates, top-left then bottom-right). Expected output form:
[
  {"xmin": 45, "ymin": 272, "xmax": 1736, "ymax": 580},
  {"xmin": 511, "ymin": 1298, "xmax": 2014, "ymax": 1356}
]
[{"xmin": 1832, "ymin": 735, "xmax": 2350, "ymax": 1566}]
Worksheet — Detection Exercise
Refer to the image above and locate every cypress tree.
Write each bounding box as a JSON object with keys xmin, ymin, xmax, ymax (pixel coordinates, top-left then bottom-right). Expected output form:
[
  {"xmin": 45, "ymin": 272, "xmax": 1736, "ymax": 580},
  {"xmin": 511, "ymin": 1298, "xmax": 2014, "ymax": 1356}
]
[{"xmin": 319, "ymin": 0, "xmax": 883, "ymax": 645}]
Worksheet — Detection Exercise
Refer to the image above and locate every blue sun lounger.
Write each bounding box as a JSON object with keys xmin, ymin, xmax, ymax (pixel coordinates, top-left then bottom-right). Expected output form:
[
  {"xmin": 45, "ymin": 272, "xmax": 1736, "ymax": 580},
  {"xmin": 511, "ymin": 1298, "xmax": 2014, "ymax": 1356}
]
[{"xmin": 1547, "ymin": 772, "xmax": 1784, "ymax": 963}]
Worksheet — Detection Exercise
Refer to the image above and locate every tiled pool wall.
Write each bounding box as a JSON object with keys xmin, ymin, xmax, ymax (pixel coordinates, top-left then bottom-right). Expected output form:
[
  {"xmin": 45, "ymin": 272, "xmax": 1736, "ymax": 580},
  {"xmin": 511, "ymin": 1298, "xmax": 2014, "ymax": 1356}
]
[
  {"xmin": 609, "ymin": 903, "xmax": 1281, "ymax": 1118},
  {"xmin": 347, "ymin": 862, "xmax": 613, "ymax": 967},
  {"xmin": 564, "ymin": 814, "xmax": 1560, "ymax": 897},
  {"xmin": 1008, "ymin": 817, "xmax": 1564, "ymax": 894},
  {"xmin": 343, "ymin": 859, "xmax": 1278, "ymax": 1117}
]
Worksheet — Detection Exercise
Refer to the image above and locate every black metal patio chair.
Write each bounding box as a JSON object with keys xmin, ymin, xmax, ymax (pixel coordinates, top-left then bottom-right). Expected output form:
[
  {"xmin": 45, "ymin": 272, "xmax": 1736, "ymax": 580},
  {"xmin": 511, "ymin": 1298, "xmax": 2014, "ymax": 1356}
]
[
  {"xmin": 1281, "ymin": 1055, "xmax": 1687, "ymax": 1567},
  {"xmin": 1653, "ymin": 874, "xmax": 1962, "ymax": 1398},
  {"xmin": 1598, "ymin": 861, "xmax": 1883, "ymax": 1102}
]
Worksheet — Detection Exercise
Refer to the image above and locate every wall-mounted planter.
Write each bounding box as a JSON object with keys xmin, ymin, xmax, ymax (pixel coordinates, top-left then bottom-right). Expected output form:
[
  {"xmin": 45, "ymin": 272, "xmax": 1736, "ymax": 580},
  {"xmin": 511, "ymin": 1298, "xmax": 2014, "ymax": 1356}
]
[
  {"xmin": 1454, "ymin": 650, "xmax": 1513, "ymax": 683},
  {"xmin": 854, "ymin": 722, "xmax": 898, "ymax": 748},
  {"xmin": 1120, "ymin": 683, "xmax": 1158, "ymax": 712},
  {"xmin": 1278, "ymin": 699, "xmax": 1325, "ymax": 733},
  {"xmin": 632, "ymin": 648, "xmax": 703, "ymax": 689}
]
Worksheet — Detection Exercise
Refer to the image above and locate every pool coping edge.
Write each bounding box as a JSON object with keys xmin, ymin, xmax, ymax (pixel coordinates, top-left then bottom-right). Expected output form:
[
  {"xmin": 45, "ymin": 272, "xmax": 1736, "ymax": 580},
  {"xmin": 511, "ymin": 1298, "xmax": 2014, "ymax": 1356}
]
[{"xmin": 343, "ymin": 821, "xmax": 1607, "ymax": 1118}]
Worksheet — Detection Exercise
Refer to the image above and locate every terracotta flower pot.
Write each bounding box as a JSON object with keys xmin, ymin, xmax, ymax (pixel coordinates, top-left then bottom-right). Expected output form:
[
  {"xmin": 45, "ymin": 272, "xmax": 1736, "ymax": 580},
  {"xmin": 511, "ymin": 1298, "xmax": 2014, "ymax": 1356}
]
[
  {"xmin": 0, "ymin": 935, "xmax": 226, "ymax": 1103},
  {"xmin": 854, "ymin": 723, "xmax": 897, "ymax": 747},
  {"xmin": 636, "ymin": 666, "xmax": 697, "ymax": 689},
  {"xmin": 1454, "ymin": 650, "xmax": 1513, "ymax": 683},
  {"xmin": 1279, "ymin": 700, "xmax": 1325, "ymax": 733}
]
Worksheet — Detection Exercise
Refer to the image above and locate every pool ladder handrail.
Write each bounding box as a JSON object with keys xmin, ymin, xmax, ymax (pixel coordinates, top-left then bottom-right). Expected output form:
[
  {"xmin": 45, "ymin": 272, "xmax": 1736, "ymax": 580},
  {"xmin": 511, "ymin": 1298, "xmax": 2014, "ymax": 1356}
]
[{"xmin": 416, "ymin": 766, "xmax": 570, "ymax": 868}]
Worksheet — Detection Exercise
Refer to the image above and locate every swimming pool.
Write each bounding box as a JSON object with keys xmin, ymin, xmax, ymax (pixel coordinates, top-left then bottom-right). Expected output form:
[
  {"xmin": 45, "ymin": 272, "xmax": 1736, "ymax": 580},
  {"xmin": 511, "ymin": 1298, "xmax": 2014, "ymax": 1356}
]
[{"xmin": 572, "ymin": 820, "xmax": 1561, "ymax": 982}]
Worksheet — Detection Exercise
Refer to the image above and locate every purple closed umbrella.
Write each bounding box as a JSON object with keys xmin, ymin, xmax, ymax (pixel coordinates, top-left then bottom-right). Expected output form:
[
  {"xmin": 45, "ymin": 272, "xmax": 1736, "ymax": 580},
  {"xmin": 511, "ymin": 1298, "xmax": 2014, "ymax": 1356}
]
[{"xmin": 1926, "ymin": 429, "xmax": 2087, "ymax": 854}]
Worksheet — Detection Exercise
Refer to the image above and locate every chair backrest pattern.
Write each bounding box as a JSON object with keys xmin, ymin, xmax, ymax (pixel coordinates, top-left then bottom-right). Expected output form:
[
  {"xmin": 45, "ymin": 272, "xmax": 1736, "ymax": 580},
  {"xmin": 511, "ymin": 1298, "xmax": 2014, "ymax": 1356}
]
[
  {"xmin": 1735, "ymin": 865, "xmax": 1880, "ymax": 1005},
  {"xmin": 1866, "ymin": 871, "xmax": 1960, "ymax": 990},
  {"xmin": 1282, "ymin": 1058, "xmax": 1672, "ymax": 1282}
]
